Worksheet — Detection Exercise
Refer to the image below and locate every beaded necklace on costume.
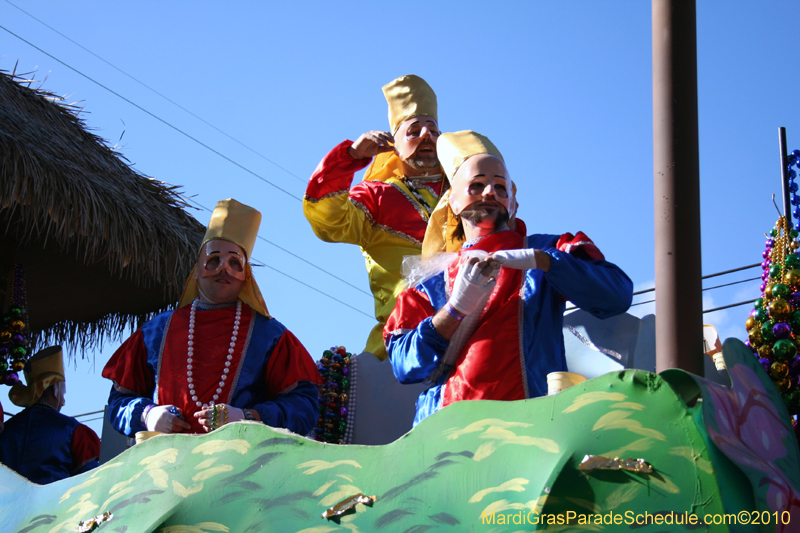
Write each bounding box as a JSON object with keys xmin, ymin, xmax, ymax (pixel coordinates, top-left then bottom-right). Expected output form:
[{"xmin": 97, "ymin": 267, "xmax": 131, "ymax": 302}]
[
  {"xmin": 403, "ymin": 174, "xmax": 444, "ymax": 218},
  {"xmin": 187, "ymin": 299, "xmax": 241, "ymax": 409},
  {"xmin": 313, "ymin": 346, "xmax": 357, "ymax": 444},
  {"xmin": 34, "ymin": 399, "xmax": 57, "ymax": 411}
]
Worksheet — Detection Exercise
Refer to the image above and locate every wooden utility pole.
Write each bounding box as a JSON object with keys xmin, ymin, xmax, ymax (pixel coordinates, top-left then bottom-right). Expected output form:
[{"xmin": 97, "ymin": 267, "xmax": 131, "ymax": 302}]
[{"xmin": 652, "ymin": 0, "xmax": 704, "ymax": 374}]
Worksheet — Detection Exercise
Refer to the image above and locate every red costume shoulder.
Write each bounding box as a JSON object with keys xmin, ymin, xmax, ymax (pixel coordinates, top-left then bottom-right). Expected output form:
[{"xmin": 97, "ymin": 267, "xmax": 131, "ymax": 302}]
[
  {"xmin": 348, "ymin": 179, "xmax": 393, "ymax": 221},
  {"xmin": 265, "ymin": 329, "xmax": 323, "ymax": 397},
  {"xmin": 102, "ymin": 329, "xmax": 154, "ymax": 396},
  {"xmin": 556, "ymin": 231, "xmax": 605, "ymax": 260},
  {"xmin": 385, "ymin": 287, "xmax": 435, "ymax": 340},
  {"xmin": 71, "ymin": 423, "xmax": 100, "ymax": 474}
]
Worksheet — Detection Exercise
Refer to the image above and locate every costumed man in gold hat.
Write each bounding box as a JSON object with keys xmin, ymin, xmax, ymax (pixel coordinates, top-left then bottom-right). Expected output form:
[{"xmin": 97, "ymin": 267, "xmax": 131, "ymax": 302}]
[
  {"xmin": 304, "ymin": 74, "xmax": 447, "ymax": 360},
  {"xmin": 0, "ymin": 346, "xmax": 100, "ymax": 484},
  {"xmin": 103, "ymin": 199, "xmax": 322, "ymax": 436},
  {"xmin": 385, "ymin": 132, "xmax": 633, "ymax": 425}
]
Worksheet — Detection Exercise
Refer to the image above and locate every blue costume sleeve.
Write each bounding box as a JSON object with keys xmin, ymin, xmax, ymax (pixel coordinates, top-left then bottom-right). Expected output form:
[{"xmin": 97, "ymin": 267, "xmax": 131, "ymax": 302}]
[
  {"xmin": 252, "ymin": 381, "xmax": 319, "ymax": 436},
  {"xmin": 388, "ymin": 317, "xmax": 450, "ymax": 384},
  {"xmin": 542, "ymin": 249, "xmax": 633, "ymax": 318},
  {"xmin": 106, "ymin": 387, "xmax": 153, "ymax": 437}
]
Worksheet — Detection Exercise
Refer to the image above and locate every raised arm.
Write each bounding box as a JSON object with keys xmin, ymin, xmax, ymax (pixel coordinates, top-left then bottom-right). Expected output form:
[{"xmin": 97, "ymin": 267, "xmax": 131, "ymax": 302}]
[{"xmin": 303, "ymin": 139, "xmax": 378, "ymax": 245}]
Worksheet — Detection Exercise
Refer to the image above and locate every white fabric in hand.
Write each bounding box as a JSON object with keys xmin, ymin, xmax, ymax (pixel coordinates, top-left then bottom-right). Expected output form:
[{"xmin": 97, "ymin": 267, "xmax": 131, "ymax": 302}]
[
  {"xmin": 144, "ymin": 405, "xmax": 180, "ymax": 433},
  {"xmin": 449, "ymin": 258, "xmax": 497, "ymax": 316},
  {"xmin": 492, "ymin": 249, "xmax": 538, "ymax": 270}
]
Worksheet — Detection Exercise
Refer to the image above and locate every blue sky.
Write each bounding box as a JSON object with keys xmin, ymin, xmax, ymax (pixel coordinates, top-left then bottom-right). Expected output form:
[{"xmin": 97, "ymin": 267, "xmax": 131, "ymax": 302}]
[{"xmin": 2, "ymin": 1, "xmax": 799, "ymax": 434}]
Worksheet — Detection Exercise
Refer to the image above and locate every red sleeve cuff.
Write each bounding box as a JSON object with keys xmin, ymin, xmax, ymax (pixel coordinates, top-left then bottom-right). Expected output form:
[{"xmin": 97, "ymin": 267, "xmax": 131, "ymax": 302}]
[
  {"xmin": 305, "ymin": 141, "xmax": 372, "ymax": 200},
  {"xmin": 556, "ymin": 231, "xmax": 605, "ymax": 261}
]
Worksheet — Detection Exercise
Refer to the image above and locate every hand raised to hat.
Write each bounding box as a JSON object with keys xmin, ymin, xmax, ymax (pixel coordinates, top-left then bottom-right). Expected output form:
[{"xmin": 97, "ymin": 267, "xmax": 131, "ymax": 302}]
[{"xmin": 348, "ymin": 130, "xmax": 395, "ymax": 160}]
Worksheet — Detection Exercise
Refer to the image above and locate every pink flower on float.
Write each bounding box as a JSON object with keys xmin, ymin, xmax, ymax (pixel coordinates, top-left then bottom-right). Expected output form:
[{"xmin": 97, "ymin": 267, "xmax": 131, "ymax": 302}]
[
  {"xmin": 761, "ymin": 472, "xmax": 800, "ymax": 533},
  {"xmin": 705, "ymin": 364, "xmax": 799, "ymax": 517},
  {"xmin": 707, "ymin": 365, "xmax": 788, "ymax": 463}
]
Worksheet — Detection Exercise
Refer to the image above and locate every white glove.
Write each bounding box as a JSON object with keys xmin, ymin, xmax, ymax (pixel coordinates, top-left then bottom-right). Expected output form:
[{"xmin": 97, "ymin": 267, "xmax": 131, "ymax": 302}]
[
  {"xmin": 492, "ymin": 249, "xmax": 538, "ymax": 270},
  {"xmin": 144, "ymin": 405, "xmax": 182, "ymax": 433},
  {"xmin": 225, "ymin": 406, "xmax": 246, "ymax": 423},
  {"xmin": 449, "ymin": 257, "xmax": 497, "ymax": 316}
]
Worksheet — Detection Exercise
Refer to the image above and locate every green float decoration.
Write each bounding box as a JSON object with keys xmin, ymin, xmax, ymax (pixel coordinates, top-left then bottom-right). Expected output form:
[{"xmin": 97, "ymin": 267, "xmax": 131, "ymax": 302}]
[{"xmin": 1, "ymin": 340, "xmax": 798, "ymax": 531}]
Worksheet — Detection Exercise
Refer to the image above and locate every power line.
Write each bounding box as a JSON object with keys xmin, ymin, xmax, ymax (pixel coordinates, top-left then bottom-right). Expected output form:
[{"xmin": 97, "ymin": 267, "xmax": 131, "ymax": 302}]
[
  {"xmin": 259, "ymin": 262, "xmax": 372, "ymax": 319},
  {"xmin": 183, "ymin": 201, "xmax": 371, "ymax": 318},
  {"xmin": 629, "ymin": 262, "xmax": 762, "ymax": 296},
  {"xmin": 1, "ymin": 24, "xmax": 372, "ymax": 318},
  {"xmin": 188, "ymin": 198, "xmax": 371, "ymax": 297},
  {"xmin": 703, "ymin": 276, "xmax": 761, "ymax": 292},
  {"xmin": 703, "ymin": 300, "xmax": 752, "ymax": 314},
  {"xmin": 702, "ymin": 262, "xmax": 761, "ymax": 280},
  {"xmin": 70, "ymin": 409, "xmax": 104, "ymax": 418},
  {"xmin": 75, "ymin": 415, "xmax": 104, "ymax": 423},
  {"xmin": 567, "ymin": 263, "xmax": 762, "ymax": 312},
  {"xmin": 3, "ymin": 0, "xmax": 308, "ymax": 186},
  {"xmin": 0, "ymin": 24, "xmax": 303, "ymax": 202}
]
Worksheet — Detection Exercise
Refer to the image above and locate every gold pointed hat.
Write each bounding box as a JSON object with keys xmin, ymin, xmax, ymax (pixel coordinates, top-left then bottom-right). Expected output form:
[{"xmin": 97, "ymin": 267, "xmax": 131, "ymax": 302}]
[
  {"xmin": 9, "ymin": 345, "xmax": 64, "ymax": 408},
  {"xmin": 423, "ymin": 131, "xmax": 516, "ymax": 255},
  {"xmin": 382, "ymin": 74, "xmax": 438, "ymax": 135},
  {"xmin": 178, "ymin": 199, "xmax": 270, "ymax": 316},
  {"xmin": 436, "ymin": 130, "xmax": 504, "ymax": 182}
]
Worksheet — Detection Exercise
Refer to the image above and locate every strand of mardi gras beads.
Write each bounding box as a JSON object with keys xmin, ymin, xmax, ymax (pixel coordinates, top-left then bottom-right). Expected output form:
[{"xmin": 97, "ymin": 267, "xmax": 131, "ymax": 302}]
[{"xmin": 314, "ymin": 346, "xmax": 355, "ymax": 444}]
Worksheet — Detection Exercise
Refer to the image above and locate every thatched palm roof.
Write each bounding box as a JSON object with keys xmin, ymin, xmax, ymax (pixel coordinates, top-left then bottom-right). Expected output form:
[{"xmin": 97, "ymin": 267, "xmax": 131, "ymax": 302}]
[{"xmin": 0, "ymin": 70, "xmax": 205, "ymax": 351}]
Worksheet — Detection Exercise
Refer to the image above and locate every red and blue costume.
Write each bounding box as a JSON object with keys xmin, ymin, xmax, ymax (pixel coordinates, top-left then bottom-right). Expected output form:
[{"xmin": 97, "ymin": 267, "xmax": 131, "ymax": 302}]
[
  {"xmin": 385, "ymin": 224, "xmax": 633, "ymax": 425},
  {"xmin": 103, "ymin": 301, "xmax": 322, "ymax": 435},
  {"xmin": 0, "ymin": 404, "xmax": 100, "ymax": 484}
]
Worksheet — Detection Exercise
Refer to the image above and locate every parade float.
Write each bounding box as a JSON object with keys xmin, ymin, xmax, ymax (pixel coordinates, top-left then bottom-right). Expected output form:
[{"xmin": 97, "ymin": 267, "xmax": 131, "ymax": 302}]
[
  {"xmin": 1, "ymin": 81, "xmax": 798, "ymax": 529},
  {"xmin": 1, "ymin": 338, "xmax": 798, "ymax": 532}
]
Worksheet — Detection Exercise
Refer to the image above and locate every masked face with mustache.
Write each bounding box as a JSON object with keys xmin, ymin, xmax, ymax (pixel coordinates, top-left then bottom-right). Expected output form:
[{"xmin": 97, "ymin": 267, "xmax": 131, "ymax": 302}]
[
  {"xmin": 393, "ymin": 115, "xmax": 441, "ymax": 174},
  {"xmin": 449, "ymin": 154, "xmax": 514, "ymax": 239}
]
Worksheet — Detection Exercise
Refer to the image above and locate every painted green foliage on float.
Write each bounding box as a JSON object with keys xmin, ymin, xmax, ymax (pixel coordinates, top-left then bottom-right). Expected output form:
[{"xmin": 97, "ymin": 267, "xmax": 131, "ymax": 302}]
[{"xmin": 1, "ymin": 340, "xmax": 798, "ymax": 532}]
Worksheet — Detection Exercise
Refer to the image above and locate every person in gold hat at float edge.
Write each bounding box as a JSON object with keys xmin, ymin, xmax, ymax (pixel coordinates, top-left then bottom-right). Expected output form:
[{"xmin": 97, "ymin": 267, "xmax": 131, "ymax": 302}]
[
  {"xmin": 0, "ymin": 346, "xmax": 100, "ymax": 484},
  {"xmin": 304, "ymin": 75, "xmax": 447, "ymax": 360},
  {"xmin": 385, "ymin": 132, "xmax": 634, "ymax": 425},
  {"xmin": 103, "ymin": 199, "xmax": 322, "ymax": 436}
]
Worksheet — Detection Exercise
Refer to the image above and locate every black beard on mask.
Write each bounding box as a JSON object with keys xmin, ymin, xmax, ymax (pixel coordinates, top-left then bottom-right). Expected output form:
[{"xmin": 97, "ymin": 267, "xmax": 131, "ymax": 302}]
[
  {"xmin": 460, "ymin": 205, "xmax": 510, "ymax": 229},
  {"xmin": 452, "ymin": 205, "xmax": 510, "ymax": 241}
]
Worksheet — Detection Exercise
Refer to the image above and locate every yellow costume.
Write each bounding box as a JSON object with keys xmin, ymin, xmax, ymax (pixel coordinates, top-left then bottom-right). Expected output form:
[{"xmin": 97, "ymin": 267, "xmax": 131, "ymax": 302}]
[{"xmin": 303, "ymin": 75, "xmax": 444, "ymax": 359}]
